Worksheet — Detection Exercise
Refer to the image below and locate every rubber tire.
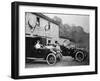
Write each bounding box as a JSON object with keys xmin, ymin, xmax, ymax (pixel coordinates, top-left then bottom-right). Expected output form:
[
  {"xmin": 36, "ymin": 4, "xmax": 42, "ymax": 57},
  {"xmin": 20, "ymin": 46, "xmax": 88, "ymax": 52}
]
[
  {"xmin": 46, "ymin": 53, "xmax": 57, "ymax": 65},
  {"xmin": 75, "ymin": 51, "xmax": 85, "ymax": 62}
]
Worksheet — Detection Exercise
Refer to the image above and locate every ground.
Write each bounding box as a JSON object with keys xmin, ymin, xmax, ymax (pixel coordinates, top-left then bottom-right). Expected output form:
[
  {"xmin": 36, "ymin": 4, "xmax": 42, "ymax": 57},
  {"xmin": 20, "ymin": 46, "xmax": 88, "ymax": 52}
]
[{"xmin": 25, "ymin": 56, "xmax": 89, "ymax": 68}]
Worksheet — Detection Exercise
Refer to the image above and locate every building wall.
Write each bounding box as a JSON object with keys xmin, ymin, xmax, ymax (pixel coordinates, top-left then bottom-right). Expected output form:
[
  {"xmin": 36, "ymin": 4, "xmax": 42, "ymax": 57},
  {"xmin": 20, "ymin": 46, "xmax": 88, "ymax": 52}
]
[
  {"xmin": 25, "ymin": 12, "xmax": 36, "ymax": 34},
  {"xmin": 39, "ymin": 17, "xmax": 48, "ymax": 36},
  {"xmin": 25, "ymin": 12, "xmax": 59, "ymax": 44},
  {"xmin": 46, "ymin": 22, "xmax": 59, "ymax": 44}
]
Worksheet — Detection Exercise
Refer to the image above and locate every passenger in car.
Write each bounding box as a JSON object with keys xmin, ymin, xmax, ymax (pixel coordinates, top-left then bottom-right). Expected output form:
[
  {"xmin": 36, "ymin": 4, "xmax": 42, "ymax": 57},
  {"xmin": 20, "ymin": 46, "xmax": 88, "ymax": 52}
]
[
  {"xmin": 35, "ymin": 40, "xmax": 41, "ymax": 49},
  {"xmin": 54, "ymin": 41, "xmax": 61, "ymax": 52}
]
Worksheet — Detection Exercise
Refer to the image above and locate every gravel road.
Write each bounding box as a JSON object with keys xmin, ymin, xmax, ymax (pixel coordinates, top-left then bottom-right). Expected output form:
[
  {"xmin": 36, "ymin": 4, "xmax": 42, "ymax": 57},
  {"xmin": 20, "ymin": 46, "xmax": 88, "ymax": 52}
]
[{"xmin": 25, "ymin": 56, "xmax": 89, "ymax": 68}]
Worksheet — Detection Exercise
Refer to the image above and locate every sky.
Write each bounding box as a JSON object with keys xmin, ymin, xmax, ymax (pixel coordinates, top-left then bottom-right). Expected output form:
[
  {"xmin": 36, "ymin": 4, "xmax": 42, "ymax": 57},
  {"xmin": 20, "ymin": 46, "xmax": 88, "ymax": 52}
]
[{"xmin": 43, "ymin": 13, "xmax": 89, "ymax": 33}]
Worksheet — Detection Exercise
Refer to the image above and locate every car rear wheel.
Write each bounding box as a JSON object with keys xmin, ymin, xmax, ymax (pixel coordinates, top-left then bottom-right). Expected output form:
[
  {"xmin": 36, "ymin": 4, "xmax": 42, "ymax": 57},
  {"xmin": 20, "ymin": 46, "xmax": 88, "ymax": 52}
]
[
  {"xmin": 75, "ymin": 51, "xmax": 85, "ymax": 62},
  {"xmin": 46, "ymin": 53, "xmax": 57, "ymax": 65}
]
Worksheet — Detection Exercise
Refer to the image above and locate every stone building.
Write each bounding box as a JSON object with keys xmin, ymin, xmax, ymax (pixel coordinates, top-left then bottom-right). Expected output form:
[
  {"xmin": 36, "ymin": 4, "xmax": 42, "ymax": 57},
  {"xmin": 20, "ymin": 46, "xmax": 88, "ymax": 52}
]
[{"xmin": 25, "ymin": 12, "xmax": 60, "ymax": 45}]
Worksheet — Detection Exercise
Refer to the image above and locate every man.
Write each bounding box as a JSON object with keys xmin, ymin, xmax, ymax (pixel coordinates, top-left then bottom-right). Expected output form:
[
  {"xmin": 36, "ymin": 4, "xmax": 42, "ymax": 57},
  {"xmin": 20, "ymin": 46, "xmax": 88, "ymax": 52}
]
[
  {"xmin": 45, "ymin": 40, "xmax": 54, "ymax": 49},
  {"xmin": 54, "ymin": 41, "xmax": 61, "ymax": 52}
]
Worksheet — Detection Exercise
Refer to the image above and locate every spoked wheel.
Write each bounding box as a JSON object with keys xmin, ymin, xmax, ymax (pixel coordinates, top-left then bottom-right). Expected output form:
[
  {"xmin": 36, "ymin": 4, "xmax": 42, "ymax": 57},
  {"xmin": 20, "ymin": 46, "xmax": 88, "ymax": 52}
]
[
  {"xmin": 75, "ymin": 51, "xmax": 85, "ymax": 62},
  {"xmin": 46, "ymin": 53, "xmax": 57, "ymax": 65}
]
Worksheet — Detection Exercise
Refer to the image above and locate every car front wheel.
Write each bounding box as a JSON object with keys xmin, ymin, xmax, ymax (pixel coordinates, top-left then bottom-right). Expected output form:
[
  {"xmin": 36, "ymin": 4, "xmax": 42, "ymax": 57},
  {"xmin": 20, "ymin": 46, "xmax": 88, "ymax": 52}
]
[{"xmin": 46, "ymin": 53, "xmax": 57, "ymax": 65}]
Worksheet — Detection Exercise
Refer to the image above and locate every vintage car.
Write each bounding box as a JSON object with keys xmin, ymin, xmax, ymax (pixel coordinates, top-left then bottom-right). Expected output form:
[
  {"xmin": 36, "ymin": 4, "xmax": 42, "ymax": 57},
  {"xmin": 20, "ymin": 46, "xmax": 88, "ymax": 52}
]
[
  {"xmin": 26, "ymin": 36, "xmax": 62, "ymax": 65},
  {"xmin": 60, "ymin": 45, "xmax": 88, "ymax": 62}
]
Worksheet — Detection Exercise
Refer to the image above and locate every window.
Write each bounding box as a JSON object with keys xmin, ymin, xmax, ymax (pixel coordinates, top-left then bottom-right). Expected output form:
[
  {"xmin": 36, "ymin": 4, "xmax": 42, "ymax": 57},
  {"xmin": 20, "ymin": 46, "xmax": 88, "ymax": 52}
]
[
  {"xmin": 36, "ymin": 16, "xmax": 40, "ymax": 26},
  {"xmin": 48, "ymin": 21, "xmax": 50, "ymax": 30},
  {"xmin": 47, "ymin": 40, "xmax": 51, "ymax": 45},
  {"xmin": 45, "ymin": 22, "xmax": 50, "ymax": 31},
  {"xmin": 48, "ymin": 40, "xmax": 51, "ymax": 44}
]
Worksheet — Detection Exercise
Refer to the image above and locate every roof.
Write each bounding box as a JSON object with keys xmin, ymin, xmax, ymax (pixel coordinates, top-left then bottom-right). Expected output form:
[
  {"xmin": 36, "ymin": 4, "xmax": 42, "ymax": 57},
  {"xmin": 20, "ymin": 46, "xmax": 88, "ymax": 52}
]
[{"xmin": 32, "ymin": 13, "xmax": 59, "ymax": 25}]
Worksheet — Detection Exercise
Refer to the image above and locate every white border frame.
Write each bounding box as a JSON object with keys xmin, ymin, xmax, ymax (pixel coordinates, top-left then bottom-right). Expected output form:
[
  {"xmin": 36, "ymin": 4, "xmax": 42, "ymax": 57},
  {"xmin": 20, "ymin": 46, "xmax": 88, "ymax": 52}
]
[{"xmin": 19, "ymin": 5, "xmax": 95, "ymax": 76}]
